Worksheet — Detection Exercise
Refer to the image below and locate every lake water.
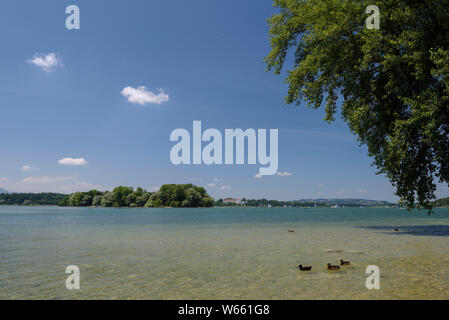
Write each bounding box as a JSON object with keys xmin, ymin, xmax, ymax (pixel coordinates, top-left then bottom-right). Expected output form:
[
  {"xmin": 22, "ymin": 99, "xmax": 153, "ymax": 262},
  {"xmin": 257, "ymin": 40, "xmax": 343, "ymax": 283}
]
[{"xmin": 1, "ymin": 206, "xmax": 448, "ymax": 299}]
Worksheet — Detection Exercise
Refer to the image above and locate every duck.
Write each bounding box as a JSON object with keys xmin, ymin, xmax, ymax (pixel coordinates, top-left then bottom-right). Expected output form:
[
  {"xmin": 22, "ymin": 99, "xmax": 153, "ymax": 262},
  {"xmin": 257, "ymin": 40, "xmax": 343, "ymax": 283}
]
[
  {"xmin": 394, "ymin": 228, "xmax": 399, "ymax": 232},
  {"xmin": 340, "ymin": 259, "xmax": 350, "ymax": 266},
  {"xmin": 327, "ymin": 263, "xmax": 340, "ymax": 270},
  {"xmin": 297, "ymin": 264, "xmax": 312, "ymax": 271},
  {"xmin": 288, "ymin": 230, "xmax": 295, "ymax": 233}
]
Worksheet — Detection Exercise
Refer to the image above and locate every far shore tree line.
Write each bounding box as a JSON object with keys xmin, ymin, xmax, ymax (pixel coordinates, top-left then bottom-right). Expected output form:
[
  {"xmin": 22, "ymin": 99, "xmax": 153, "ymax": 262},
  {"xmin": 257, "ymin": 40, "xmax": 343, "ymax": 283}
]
[
  {"xmin": 58, "ymin": 184, "xmax": 214, "ymax": 208},
  {"xmin": 0, "ymin": 193, "xmax": 65, "ymax": 206},
  {"xmin": 0, "ymin": 191, "xmax": 448, "ymax": 208}
]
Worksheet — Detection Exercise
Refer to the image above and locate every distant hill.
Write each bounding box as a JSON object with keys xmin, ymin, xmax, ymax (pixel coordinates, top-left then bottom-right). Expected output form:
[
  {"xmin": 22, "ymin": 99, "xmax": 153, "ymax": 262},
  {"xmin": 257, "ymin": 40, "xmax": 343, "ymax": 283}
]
[
  {"xmin": 0, "ymin": 188, "xmax": 9, "ymax": 194},
  {"xmin": 216, "ymin": 198, "xmax": 394, "ymax": 207},
  {"xmin": 296, "ymin": 198, "xmax": 395, "ymax": 206},
  {"xmin": 434, "ymin": 197, "xmax": 449, "ymax": 207}
]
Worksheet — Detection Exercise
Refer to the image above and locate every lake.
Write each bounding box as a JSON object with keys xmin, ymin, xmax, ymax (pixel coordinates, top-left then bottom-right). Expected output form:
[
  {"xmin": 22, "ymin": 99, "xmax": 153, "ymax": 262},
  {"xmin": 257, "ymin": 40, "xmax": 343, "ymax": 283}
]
[{"xmin": 1, "ymin": 206, "xmax": 448, "ymax": 299}]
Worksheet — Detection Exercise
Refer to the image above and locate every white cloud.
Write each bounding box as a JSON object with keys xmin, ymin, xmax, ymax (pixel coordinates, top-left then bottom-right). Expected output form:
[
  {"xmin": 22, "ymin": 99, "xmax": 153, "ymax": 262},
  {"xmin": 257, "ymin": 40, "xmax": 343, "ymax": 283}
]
[
  {"xmin": 277, "ymin": 171, "xmax": 292, "ymax": 177},
  {"xmin": 27, "ymin": 53, "xmax": 62, "ymax": 72},
  {"xmin": 58, "ymin": 158, "xmax": 88, "ymax": 166},
  {"xmin": 220, "ymin": 185, "xmax": 231, "ymax": 190},
  {"xmin": 318, "ymin": 184, "xmax": 324, "ymax": 188},
  {"xmin": 357, "ymin": 189, "xmax": 368, "ymax": 193},
  {"xmin": 253, "ymin": 173, "xmax": 262, "ymax": 179},
  {"xmin": 207, "ymin": 183, "xmax": 216, "ymax": 187},
  {"xmin": 213, "ymin": 178, "xmax": 222, "ymax": 182},
  {"xmin": 121, "ymin": 86, "xmax": 169, "ymax": 105},
  {"xmin": 0, "ymin": 177, "xmax": 9, "ymax": 182},
  {"xmin": 336, "ymin": 189, "xmax": 345, "ymax": 195},
  {"xmin": 21, "ymin": 165, "xmax": 39, "ymax": 172}
]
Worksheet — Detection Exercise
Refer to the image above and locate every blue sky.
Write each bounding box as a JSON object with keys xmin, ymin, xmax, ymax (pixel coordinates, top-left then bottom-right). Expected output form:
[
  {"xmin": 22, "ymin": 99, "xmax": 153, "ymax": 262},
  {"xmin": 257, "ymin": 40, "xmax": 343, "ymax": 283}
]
[{"xmin": 0, "ymin": 0, "xmax": 448, "ymax": 201}]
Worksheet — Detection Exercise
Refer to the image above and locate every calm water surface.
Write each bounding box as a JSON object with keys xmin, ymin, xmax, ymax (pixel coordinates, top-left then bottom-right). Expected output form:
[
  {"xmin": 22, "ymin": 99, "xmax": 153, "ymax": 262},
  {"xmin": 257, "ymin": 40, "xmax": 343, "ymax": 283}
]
[{"xmin": 1, "ymin": 206, "xmax": 448, "ymax": 299}]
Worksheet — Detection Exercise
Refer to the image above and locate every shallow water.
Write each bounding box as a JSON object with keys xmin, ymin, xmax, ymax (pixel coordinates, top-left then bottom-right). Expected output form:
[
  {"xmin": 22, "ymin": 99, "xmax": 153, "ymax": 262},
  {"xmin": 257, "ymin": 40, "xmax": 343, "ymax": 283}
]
[{"xmin": 0, "ymin": 206, "xmax": 448, "ymax": 299}]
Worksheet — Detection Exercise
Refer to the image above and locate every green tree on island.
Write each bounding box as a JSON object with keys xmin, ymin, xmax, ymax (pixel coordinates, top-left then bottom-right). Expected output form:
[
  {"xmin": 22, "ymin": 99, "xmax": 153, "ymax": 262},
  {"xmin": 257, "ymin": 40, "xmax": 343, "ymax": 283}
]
[
  {"xmin": 265, "ymin": 0, "xmax": 449, "ymax": 211},
  {"xmin": 58, "ymin": 184, "xmax": 214, "ymax": 208}
]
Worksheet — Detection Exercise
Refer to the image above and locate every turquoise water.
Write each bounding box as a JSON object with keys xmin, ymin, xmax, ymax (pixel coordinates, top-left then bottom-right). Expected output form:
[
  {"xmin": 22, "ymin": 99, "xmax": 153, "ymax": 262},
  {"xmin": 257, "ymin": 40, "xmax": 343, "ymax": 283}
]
[{"xmin": 1, "ymin": 206, "xmax": 448, "ymax": 299}]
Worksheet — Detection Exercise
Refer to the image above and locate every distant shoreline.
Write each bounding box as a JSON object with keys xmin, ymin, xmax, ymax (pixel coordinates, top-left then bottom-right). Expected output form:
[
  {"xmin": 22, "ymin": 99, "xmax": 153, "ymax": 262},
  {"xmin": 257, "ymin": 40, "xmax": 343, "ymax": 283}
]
[
  {"xmin": 2, "ymin": 191, "xmax": 448, "ymax": 209},
  {"xmin": 0, "ymin": 204, "xmax": 409, "ymax": 208}
]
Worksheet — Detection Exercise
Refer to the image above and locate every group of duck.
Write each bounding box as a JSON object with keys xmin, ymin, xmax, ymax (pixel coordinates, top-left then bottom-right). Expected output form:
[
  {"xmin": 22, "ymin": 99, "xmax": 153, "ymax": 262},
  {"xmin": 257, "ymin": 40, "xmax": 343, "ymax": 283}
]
[
  {"xmin": 297, "ymin": 259, "xmax": 350, "ymax": 272},
  {"xmin": 287, "ymin": 230, "xmax": 353, "ymax": 272}
]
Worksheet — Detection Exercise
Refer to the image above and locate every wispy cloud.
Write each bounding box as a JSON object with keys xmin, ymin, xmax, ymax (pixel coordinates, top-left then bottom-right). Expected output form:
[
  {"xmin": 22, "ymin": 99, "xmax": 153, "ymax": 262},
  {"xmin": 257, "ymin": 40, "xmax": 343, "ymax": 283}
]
[
  {"xmin": 121, "ymin": 86, "xmax": 169, "ymax": 105},
  {"xmin": 213, "ymin": 178, "xmax": 222, "ymax": 182},
  {"xmin": 318, "ymin": 184, "xmax": 324, "ymax": 188},
  {"xmin": 27, "ymin": 53, "xmax": 62, "ymax": 72},
  {"xmin": 0, "ymin": 177, "xmax": 9, "ymax": 182},
  {"xmin": 220, "ymin": 185, "xmax": 231, "ymax": 190},
  {"xmin": 277, "ymin": 171, "xmax": 292, "ymax": 177},
  {"xmin": 336, "ymin": 189, "xmax": 345, "ymax": 195},
  {"xmin": 23, "ymin": 176, "xmax": 73, "ymax": 184},
  {"xmin": 23, "ymin": 177, "xmax": 103, "ymax": 193},
  {"xmin": 254, "ymin": 171, "xmax": 292, "ymax": 179},
  {"xmin": 1, "ymin": 176, "xmax": 104, "ymax": 193},
  {"xmin": 21, "ymin": 165, "xmax": 39, "ymax": 172},
  {"xmin": 58, "ymin": 158, "xmax": 88, "ymax": 166},
  {"xmin": 207, "ymin": 183, "xmax": 217, "ymax": 187},
  {"xmin": 357, "ymin": 189, "xmax": 368, "ymax": 193}
]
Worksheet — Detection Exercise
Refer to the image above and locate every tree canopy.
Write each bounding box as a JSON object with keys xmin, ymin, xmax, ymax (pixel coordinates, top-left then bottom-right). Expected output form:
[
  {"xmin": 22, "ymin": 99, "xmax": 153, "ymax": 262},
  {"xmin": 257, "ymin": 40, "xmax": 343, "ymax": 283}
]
[
  {"xmin": 265, "ymin": 0, "xmax": 449, "ymax": 211},
  {"xmin": 58, "ymin": 184, "xmax": 214, "ymax": 208}
]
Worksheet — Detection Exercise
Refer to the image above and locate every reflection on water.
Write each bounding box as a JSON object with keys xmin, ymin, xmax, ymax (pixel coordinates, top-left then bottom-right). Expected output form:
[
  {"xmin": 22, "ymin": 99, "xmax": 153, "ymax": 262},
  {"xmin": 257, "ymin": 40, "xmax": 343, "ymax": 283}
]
[
  {"xmin": 0, "ymin": 206, "xmax": 448, "ymax": 299},
  {"xmin": 359, "ymin": 225, "xmax": 449, "ymax": 237}
]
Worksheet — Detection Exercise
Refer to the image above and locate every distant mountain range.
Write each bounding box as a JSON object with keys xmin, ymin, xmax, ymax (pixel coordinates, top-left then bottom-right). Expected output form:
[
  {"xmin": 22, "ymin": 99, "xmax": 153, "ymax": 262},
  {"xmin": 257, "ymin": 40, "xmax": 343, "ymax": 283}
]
[
  {"xmin": 296, "ymin": 198, "xmax": 395, "ymax": 206},
  {"xmin": 0, "ymin": 188, "xmax": 9, "ymax": 194}
]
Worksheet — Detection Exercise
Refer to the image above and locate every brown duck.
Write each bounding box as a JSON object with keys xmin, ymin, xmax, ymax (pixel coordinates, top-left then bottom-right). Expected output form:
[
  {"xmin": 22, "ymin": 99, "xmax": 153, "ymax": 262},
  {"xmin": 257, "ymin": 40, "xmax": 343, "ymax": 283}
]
[
  {"xmin": 327, "ymin": 263, "xmax": 340, "ymax": 270},
  {"xmin": 340, "ymin": 259, "xmax": 350, "ymax": 266}
]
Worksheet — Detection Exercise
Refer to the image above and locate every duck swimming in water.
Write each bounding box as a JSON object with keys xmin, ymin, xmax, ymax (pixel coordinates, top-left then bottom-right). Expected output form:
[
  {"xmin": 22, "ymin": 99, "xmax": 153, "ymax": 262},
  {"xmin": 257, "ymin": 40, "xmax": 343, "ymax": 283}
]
[
  {"xmin": 340, "ymin": 259, "xmax": 350, "ymax": 266},
  {"xmin": 297, "ymin": 264, "xmax": 312, "ymax": 271},
  {"xmin": 288, "ymin": 230, "xmax": 294, "ymax": 233},
  {"xmin": 327, "ymin": 263, "xmax": 340, "ymax": 270}
]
